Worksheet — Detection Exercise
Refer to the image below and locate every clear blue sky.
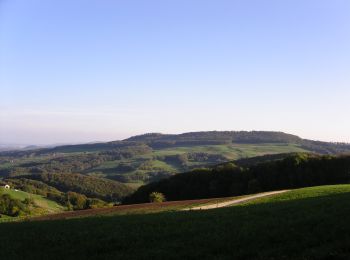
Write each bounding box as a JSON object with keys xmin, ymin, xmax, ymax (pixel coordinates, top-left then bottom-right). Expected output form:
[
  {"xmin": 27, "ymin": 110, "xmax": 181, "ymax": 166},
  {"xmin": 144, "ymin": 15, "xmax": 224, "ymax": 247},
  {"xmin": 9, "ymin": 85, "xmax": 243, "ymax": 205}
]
[{"xmin": 1, "ymin": 0, "xmax": 349, "ymax": 144}]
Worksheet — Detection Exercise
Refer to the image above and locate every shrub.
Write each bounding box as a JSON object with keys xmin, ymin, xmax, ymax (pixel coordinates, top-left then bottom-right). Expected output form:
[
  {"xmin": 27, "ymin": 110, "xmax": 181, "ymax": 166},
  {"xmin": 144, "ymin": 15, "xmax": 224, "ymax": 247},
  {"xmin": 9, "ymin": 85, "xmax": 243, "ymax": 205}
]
[
  {"xmin": 0, "ymin": 194, "xmax": 30, "ymax": 217},
  {"xmin": 149, "ymin": 192, "xmax": 165, "ymax": 203}
]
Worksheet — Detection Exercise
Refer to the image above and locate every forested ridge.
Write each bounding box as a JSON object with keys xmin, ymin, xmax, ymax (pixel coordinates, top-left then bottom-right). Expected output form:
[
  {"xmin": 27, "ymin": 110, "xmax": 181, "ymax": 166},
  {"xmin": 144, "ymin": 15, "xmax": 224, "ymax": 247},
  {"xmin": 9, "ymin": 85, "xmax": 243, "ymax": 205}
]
[
  {"xmin": 125, "ymin": 131, "xmax": 350, "ymax": 153},
  {"xmin": 1, "ymin": 131, "xmax": 350, "ymax": 158},
  {"xmin": 124, "ymin": 153, "xmax": 350, "ymax": 203}
]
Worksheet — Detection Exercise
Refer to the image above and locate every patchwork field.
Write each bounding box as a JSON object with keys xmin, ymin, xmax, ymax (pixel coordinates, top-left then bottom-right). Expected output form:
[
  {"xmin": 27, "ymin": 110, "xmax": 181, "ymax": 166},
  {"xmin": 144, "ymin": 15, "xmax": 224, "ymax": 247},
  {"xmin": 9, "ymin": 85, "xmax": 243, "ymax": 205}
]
[{"xmin": 84, "ymin": 143, "xmax": 309, "ymax": 185}]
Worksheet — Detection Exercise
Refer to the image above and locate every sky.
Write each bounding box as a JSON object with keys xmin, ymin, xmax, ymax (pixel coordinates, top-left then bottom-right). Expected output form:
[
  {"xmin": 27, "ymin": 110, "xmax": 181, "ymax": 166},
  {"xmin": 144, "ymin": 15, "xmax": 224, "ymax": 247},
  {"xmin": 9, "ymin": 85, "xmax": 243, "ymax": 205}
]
[{"xmin": 1, "ymin": 0, "xmax": 350, "ymax": 145}]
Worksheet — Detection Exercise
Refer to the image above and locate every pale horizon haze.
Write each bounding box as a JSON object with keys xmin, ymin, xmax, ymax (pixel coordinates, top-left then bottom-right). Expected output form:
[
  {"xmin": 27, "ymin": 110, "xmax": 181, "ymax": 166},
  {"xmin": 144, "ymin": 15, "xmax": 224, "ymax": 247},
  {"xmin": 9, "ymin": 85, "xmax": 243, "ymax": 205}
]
[{"xmin": 1, "ymin": 0, "xmax": 350, "ymax": 145}]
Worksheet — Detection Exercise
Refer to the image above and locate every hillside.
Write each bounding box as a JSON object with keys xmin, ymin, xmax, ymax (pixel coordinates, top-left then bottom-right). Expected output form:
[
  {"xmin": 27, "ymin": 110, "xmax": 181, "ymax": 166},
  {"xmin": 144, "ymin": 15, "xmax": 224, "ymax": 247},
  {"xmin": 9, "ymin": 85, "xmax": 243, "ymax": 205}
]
[
  {"xmin": 1, "ymin": 131, "xmax": 349, "ymax": 192},
  {"xmin": 1, "ymin": 185, "xmax": 350, "ymax": 259},
  {"xmin": 0, "ymin": 187, "xmax": 64, "ymax": 220},
  {"xmin": 0, "ymin": 174, "xmax": 134, "ymax": 222},
  {"xmin": 25, "ymin": 172, "xmax": 133, "ymax": 202},
  {"xmin": 124, "ymin": 153, "xmax": 350, "ymax": 203}
]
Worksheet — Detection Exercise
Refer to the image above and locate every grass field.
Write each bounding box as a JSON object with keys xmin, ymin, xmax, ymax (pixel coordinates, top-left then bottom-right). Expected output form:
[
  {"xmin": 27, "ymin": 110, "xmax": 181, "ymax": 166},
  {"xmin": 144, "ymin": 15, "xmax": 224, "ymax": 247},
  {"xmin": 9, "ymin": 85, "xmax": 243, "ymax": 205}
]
[
  {"xmin": 152, "ymin": 143, "xmax": 306, "ymax": 159},
  {"xmin": 1, "ymin": 184, "xmax": 350, "ymax": 259}
]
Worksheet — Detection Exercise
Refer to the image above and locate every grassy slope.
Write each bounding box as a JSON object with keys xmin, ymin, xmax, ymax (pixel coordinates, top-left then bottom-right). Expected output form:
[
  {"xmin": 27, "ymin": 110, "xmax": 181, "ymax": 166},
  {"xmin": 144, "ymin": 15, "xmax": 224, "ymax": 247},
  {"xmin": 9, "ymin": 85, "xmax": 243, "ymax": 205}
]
[
  {"xmin": 1, "ymin": 185, "xmax": 350, "ymax": 259},
  {"xmin": 0, "ymin": 187, "xmax": 64, "ymax": 216}
]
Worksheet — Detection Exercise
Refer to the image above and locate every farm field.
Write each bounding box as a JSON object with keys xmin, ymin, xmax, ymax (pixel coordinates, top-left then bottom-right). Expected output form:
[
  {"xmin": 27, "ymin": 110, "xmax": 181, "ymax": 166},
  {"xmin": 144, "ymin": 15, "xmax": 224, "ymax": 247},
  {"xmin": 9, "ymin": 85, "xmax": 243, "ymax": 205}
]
[
  {"xmin": 1, "ymin": 185, "xmax": 350, "ymax": 259},
  {"xmin": 153, "ymin": 143, "xmax": 307, "ymax": 158},
  {"xmin": 32, "ymin": 195, "xmax": 251, "ymax": 221}
]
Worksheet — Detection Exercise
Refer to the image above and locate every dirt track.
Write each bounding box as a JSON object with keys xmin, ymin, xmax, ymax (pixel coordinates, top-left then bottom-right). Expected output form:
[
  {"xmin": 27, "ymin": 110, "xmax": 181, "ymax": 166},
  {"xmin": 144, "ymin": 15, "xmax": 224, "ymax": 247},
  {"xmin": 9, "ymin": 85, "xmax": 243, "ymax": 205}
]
[{"xmin": 184, "ymin": 190, "xmax": 289, "ymax": 210}]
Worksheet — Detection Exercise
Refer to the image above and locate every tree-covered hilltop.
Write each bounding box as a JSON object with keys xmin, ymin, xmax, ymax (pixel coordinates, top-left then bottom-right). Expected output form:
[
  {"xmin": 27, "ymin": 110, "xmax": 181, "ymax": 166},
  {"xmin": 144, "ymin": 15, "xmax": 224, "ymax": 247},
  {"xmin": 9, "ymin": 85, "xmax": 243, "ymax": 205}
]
[
  {"xmin": 125, "ymin": 131, "xmax": 302, "ymax": 144},
  {"xmin": 125, "ymin": 131, "xmax": 350, "ymax": 153},
  {"xmin": 125, "ymin": 131, "xmax": 303, "ymax": 148},
  {"xmin": 123, "ymin": 153, "xmax": 350, "ymax": 204}
]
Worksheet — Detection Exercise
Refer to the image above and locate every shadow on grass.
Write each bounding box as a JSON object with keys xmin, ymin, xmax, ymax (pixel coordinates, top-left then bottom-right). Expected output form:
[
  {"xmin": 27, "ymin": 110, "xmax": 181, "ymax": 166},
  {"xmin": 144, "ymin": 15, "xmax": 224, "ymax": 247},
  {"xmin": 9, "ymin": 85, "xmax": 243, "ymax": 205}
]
[{"xmin": 1, "ymin": 191, "xmax": 350, "ymax": 259}]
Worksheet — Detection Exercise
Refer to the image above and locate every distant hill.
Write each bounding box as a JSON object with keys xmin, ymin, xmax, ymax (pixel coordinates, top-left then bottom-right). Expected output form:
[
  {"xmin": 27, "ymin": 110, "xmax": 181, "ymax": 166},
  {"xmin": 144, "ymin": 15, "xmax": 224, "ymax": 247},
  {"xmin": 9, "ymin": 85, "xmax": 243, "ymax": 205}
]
[
  {"xmin": 125, "ymin": 131, "xmax": 302, "ymax": 144},
  {"xmin": 1, "ymin": 131, "xmax": 350, "ymax": 194},
  {"xmin": 1, "ymin": 131, "xmax": 350, "ymax": 157},
  {"xmin": 125, "ymin": 131, "xmax": 350, "ymax": 154}
]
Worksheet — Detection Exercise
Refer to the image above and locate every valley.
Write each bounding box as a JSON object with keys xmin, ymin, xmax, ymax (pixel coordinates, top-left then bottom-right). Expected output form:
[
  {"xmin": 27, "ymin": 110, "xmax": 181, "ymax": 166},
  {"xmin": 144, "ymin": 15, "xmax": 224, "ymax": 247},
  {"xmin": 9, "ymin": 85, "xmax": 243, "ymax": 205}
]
[{"xmin": 1, "ymin": 131, "xmax": 350, "ymax": 222}]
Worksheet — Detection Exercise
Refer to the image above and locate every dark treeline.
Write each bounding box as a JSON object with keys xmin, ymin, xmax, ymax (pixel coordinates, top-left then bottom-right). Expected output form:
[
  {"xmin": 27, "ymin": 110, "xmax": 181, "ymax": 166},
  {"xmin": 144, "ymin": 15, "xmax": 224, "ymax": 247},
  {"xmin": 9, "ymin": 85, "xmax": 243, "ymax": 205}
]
[
  {"xmin": 123, "ymin": 153, "xmax": 350, "ymax": 204},
  {"xmin": 234, "ymin": 153, "xmax": 300, "ymax": 167},
  {"xmin": 125, "ymin": 131, "xmax": 301, "ymax": 143},
  {"xmin": 125, "ymin": 131, "xmax": 302, "ymax": 148}
]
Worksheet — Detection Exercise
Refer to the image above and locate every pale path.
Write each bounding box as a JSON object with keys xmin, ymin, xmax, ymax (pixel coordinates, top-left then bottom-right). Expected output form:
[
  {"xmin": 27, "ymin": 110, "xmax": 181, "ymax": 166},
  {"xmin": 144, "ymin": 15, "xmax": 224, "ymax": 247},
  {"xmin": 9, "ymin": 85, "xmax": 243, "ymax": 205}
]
[{"xmin": 184, "ymin": 190, "xmax": 289, "ymax": 211}]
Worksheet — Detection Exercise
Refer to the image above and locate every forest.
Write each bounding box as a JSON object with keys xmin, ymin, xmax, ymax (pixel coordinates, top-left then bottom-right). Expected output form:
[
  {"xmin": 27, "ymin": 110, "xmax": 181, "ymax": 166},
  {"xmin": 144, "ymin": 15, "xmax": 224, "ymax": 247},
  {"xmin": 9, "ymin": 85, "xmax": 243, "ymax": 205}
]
[{"xmin": 123, "ymin": 153, "xmax": 350, "ymax": 203}]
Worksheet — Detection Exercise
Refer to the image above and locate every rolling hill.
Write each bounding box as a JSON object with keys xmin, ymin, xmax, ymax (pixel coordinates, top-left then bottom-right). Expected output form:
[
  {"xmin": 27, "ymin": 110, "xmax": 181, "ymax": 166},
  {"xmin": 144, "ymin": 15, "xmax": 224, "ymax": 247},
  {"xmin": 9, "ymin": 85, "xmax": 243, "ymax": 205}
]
[{"xmin": 1, "ymin": 131, "xmax": 349, "ymax": 191}]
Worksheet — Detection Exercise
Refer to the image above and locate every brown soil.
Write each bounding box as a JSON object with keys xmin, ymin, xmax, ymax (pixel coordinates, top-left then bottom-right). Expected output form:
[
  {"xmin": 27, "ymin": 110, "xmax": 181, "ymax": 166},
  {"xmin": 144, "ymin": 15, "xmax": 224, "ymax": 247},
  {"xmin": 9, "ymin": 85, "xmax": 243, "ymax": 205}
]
[{"xmin": 31, "ymin": 197, "xmax": 222, "ymax": 221}]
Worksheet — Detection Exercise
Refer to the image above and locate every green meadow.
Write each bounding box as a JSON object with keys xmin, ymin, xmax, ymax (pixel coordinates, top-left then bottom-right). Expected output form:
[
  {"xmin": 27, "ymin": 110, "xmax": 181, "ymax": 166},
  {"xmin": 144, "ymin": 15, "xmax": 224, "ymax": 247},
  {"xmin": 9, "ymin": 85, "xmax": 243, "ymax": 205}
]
[{"xmin": 1, "ymin": 185, "xmax": 350, "ymax": 259}]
